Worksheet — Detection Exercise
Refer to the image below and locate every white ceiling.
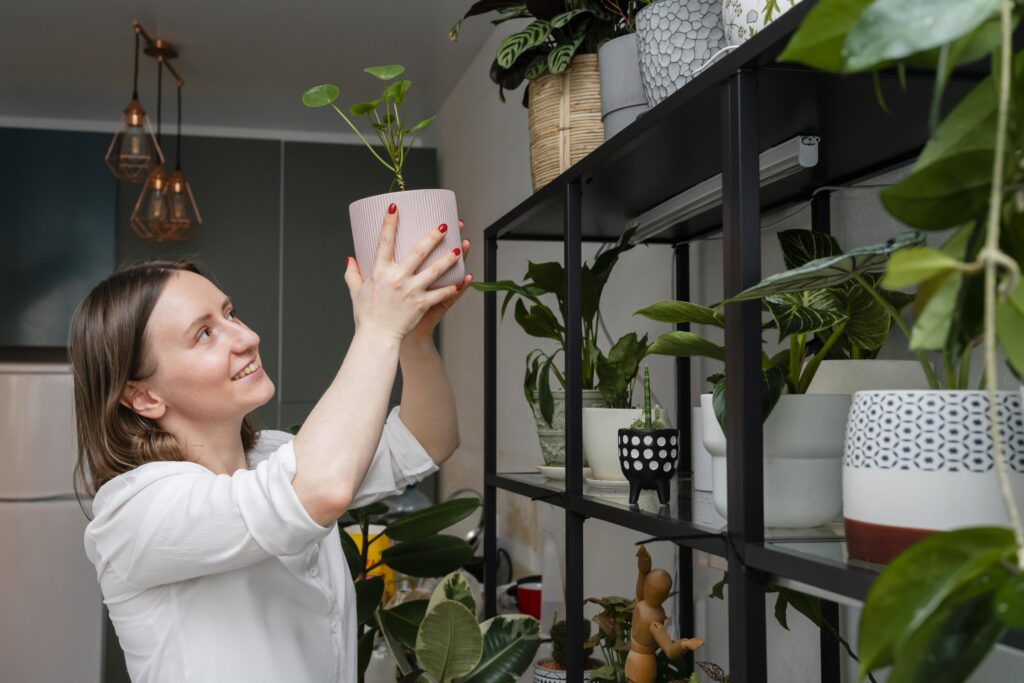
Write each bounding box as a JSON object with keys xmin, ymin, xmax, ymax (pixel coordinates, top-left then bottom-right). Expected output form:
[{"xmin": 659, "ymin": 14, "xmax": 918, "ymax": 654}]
[{"xmin": 0, "ymin": 0, "xmax": 495, "ymax": 144}]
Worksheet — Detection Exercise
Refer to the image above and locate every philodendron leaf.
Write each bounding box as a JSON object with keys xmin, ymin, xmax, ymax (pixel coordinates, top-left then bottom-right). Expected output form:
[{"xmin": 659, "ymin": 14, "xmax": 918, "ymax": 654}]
[
  {"xmin": 416, "ymin": 601, "xmax": 483, "ymax": 682},
  {"xmin": 858, "ymin": 527, "xmax": 1015, "ymax": 677},
  {"xmin": 380, "ymin": 535, "xmax": 475, "ymax": 577},
  {"xmin": 834, "ymin": 281, "xmax": 891, "ymax": 351},
  {"xmin": 842, "ymin": 0, "xmax": 1000, "ymax": 72},
  {"xmin": 777, "ymin": 0, "xmax": 874, "ymax": 72},
  {"xmin": 634, "ymin": 301, "xmax": 725, "ymax": 327},
  {"xmin": 711, "ymin": 365, "xmax": 786, "ymax": 430},
  {"xmin": 778, "ymin": 229, "xmax": 842, "ymax": 269},
  {"xmin": 994, "ymin": 572, "xmax": 1024, "ymax": 629},
  {"xmin": 764, "ymin": 290, "xmax": 847, "ymax": 339},
  {"xmin": 886, "ymin": 569, "xmax": 1009, "ymax": 683},
  {"xmin": 647, "ymin": 331, "xmax": 725, "ymax": 362},
  {"xmin": 881, "ymin": 247, "xmax": 965, "ymax": 289},
  {"xmin": 365, "ymin": 64, "xmax": 406, "ymax": 81},
  {"xmin": 386, "ymin": 498, "xmax": 481, "ymax": 542},
  {"xmin": 427, "ymin": 570, "xmax": 477, "ymax": 615},
  {"xmin": 381, "ymin": 599, "xmax": 430, "ymax": 650},
  {"xmin": 997, "ymin": 279, "xmax": 1024, "ymax": 378},
  {"xmin": 356, "ymin": 576, "xmax": 385, "ymax": 626},
  {"xmin": 461, "ymin": 614, "xmax": 542, "ymax": 683},
  {"xmin": 728, "ymin": 231, "xmax": 925, "ymax": 301},
  {"xmin": 302, "ymin": 84, "xmax": 340, "ymax": 108}
]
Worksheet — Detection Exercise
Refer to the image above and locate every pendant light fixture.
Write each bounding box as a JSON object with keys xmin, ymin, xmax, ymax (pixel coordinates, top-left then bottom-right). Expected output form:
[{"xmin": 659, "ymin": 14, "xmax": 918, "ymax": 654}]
[
  {"xmin": 163, "ymin": 83, "xmax": 202, "ymax": 240},
  {"xmin": 104, "ymin": 28, "xmax": 164, "ymax": 182},
  {"xmin": 130, "ymin": 58, "xmax": 172, "ymax": 241}
]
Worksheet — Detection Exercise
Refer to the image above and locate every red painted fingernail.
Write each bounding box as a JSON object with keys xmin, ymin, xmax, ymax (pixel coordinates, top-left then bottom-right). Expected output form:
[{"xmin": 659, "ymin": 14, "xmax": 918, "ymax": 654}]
[
  {"xmin": 438, "ymin": 223, "xmax": 448, "ymax": 233},
  {"xmin": 456, "ymin": 283, "xmax": 462, "ymax": 291},
  {"xmin": 453, "ymin": 248, "xmax": 461, "ymax": 256},
  {"xmin": 388, "ymin": 203, "xmax": 397, "ymax": 214},
  {"xmin": 346, "ymin": 256, "xmax": 351, "ymax": 265}
]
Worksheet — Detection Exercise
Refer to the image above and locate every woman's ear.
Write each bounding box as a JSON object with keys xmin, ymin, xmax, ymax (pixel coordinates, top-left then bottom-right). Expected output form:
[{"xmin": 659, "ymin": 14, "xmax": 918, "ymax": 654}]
[{"xmin": 119, "ymin": 381, "xmax": 167, "ymax": 420}]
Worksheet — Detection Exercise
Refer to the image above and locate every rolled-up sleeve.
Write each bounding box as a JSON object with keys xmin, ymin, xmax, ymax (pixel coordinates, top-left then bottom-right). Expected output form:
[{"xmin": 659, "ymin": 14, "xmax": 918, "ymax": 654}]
[
  {"xmin": 349, "ymin": 405, "xmax": 439, "ymax": 509},
  {"xmin": 85, "ymin": 441, "xmax": 332, "ymax": 591}
]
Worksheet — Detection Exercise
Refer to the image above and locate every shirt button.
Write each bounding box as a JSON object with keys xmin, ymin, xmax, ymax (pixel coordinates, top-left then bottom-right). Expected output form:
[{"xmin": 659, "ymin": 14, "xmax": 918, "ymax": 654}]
[
  {"xmin": 309, "ymin": 566, "xmax": 319, "ymax": 578},
  {"xmin": 330, "ymin": 621, "xmax": 339, "ymax": 633}
]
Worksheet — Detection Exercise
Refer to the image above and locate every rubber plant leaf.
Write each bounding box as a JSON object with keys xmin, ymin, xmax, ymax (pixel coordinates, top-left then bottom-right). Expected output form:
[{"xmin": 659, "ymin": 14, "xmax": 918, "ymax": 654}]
[
  {"xmin": 385, "ymin": 497, "xmax": 482, "ymax": 542},
  {"xmin": 427, "ymin": 570, "xmax": 477, "ymax": 615},
  {"xmin": 355, "ymin": 576, "xmax": 385, "ymax": 626},
  {"xmin": 380, "ymin": 599, "xmax": 430, "ymax": 650},
  {"xmin": 461, "ymin": 614, "xmax": 542, "ymax": 683},
  {"xmin": 380, "ymin": 535, "xmax": 476, "ymax": 578},
  {"xmin": 416, "ymin": 600, "xmax": 483, "ymax": 682}
]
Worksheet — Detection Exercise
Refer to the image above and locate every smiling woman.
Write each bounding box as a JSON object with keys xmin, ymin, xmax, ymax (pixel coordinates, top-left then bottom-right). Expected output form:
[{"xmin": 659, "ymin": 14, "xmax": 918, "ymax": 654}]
[{"xmin": 69, "ymin": 203, "xmax": 470, "ymax": 682}]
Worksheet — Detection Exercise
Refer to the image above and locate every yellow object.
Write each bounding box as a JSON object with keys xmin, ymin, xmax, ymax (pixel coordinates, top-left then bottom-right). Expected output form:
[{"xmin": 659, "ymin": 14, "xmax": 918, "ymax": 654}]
[{"xmin": 345, "ymin": 524, "xmax": 396, "ymax": 602}]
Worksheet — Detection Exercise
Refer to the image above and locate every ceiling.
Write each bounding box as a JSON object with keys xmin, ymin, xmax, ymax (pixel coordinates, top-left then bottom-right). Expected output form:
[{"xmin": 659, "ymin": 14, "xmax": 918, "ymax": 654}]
[{"xmin": 0, "ymin": 0, "xmax": 495, "ymax": 144}]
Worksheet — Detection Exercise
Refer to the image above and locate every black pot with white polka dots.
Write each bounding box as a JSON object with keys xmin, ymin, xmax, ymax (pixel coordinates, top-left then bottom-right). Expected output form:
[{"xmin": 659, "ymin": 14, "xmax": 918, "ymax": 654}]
[{"xmin": 617, "ymin": 428, "xmax": 679, "ymax": 505}]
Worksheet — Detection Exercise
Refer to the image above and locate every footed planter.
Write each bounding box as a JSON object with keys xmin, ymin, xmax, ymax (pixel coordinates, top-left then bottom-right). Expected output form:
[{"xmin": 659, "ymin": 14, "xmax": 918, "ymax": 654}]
[
  {"xmin": 349, "ymin": 189, "xmax": 465, "ymax": 290},
  {"xmin": 703, "ymin": 393, "xmax": 851, "ymax": 528},
  {"xmin": 844, "ymin": 390, "xmax": 1024, "ymax": 564},
  {"xmin": 617, "ymin": 427, "xmax": 680, "ymax": 505}
]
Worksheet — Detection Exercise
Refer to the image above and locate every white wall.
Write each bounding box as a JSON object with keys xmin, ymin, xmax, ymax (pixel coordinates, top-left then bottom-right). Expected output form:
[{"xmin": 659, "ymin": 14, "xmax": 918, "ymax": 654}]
[{"xmin": 435, "ymin": 30, "xmax": 1024, "ymax": 683}]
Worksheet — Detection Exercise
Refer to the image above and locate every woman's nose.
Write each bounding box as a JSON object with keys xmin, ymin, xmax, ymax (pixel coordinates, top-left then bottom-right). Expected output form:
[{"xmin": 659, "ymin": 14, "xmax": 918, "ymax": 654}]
[{"xmin": 229, "ymin": 321, "xmax": 260, "ymax": 352}]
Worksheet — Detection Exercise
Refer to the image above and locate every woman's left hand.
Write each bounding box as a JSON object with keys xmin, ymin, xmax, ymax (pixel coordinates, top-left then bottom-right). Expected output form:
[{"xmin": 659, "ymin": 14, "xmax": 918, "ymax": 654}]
[{"xmin": 406, "ymin": 219, "xmax": 471, "ymax": 340}]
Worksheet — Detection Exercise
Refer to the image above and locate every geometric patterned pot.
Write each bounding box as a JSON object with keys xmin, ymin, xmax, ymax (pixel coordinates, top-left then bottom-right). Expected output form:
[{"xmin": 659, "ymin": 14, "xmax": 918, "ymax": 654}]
[
  {"xmin": 531, "ymin": 389, "xmax": 606, "ymax": 467},
  {"xmin": 843, "ymin": 390, "xmax": 1024, "ymax": 564},
  {"xmin": 617, "ymin": 427, "xmax": 679, "ymax": 505}
]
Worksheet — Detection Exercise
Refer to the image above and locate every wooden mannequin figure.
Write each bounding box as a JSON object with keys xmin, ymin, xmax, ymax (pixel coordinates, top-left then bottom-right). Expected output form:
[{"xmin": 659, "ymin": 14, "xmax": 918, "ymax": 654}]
[{"xmin": 625, "ymin": 546, "xmax": 704, "ymax": 683}]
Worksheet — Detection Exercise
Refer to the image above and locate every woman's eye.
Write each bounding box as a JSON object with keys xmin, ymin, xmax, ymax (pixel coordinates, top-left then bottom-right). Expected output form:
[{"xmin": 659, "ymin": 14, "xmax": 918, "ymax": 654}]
[
  {"xmin": 197, "ymin": 328, "xmax": 210, "ymax": 342},
  {"xmin": 227, "ymin": 309, "xmax": 239, "ymax": 321}
]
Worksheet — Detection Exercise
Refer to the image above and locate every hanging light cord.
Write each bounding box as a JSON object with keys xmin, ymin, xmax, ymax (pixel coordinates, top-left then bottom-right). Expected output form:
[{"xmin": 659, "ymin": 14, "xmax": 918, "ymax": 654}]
[
  {"xmin": 156, "ymin": 59, "xmax": 163, "ymax": 147},
  {"xmin": 132, "ymin": 31, "xmax": 140, "ymax": 100},
  {"xmin": 176, "ymin": 85, "xmax": 182, "ymax": 171}
]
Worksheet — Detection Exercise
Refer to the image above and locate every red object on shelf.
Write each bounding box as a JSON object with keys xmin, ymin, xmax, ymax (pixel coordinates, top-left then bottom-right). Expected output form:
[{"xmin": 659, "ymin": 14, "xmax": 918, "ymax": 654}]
[{"xmin": 517, "ymin": 582, "xmax": 542, "ymax": 619}]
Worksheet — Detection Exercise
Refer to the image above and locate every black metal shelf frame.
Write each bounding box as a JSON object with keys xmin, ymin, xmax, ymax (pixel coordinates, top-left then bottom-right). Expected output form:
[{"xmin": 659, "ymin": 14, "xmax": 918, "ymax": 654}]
[{"xmin": 480, "ymin": 2, "xmax": 995, "ymax": 681}]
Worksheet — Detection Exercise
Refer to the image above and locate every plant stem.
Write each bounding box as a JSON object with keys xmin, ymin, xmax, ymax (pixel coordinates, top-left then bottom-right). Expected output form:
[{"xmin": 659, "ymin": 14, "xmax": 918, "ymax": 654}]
[
  {"xmin": 983, "ymin": 0, "xmax": 1024, "ymax": 568},
  {"xmin": 959, "ymin": 349, "xmax": 972, "ymax": 390},
  {"xmin": 852, "ymin": 273, "xmax": 942, "ymax": 389},
  {"xmin": 330, "ymin": 104, "xmax": 396, "ymax": 172},
  {"xmin": 798, "ymin": 320, "xmax": 847, "ymax": 393}
]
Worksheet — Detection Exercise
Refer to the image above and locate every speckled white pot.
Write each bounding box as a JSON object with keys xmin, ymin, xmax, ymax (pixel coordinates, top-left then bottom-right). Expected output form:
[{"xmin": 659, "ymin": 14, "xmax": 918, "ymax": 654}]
[
  {"xmin": 635, "ymin": 0, "xmax": 729, "ymax": 107},
  {"xmin": 349, "ymin": 189, "xmax": 464, "ymax": 290},
  {"xmin": 721, "ymin": 0, "xmax": 798, "ymax": 46}
]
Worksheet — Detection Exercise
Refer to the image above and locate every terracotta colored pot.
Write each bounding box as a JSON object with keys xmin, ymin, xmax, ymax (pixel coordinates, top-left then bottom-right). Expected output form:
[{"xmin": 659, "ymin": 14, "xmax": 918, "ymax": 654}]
[{"xmin": 348, "ymin": 189, "xmax": 464, "ymax": 290}]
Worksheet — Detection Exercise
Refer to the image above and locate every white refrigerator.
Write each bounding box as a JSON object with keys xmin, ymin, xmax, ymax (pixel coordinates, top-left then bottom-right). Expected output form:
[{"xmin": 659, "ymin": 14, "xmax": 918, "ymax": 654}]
[{"xmin": 0, "ymin": 362, "xmax": 104, "ymax": 682}]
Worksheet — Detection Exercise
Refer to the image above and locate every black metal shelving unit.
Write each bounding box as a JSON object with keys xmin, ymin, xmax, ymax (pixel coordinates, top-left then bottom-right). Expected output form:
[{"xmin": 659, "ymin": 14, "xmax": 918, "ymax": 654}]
[{"xmin": 481, "ymin": 2, "xmax": 997, "ymax": 680}]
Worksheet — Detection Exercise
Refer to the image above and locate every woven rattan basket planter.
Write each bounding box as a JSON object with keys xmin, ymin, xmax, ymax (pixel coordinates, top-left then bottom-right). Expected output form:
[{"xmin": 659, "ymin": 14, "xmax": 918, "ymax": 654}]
[{"xmin": 528, "ymin": 54, "xmax": 604, "ymax": 191}]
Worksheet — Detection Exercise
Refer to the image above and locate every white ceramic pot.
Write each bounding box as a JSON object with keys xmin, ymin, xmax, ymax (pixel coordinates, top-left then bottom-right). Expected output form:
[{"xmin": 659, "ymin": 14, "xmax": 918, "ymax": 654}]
[
  {"xmin": 533, "ymin": 390, "xmax": 606, "ymax": 467},
  {"xmin": 722, "ymin": 0, "xmax": 798, "ymax": 46},
  {"xmin": 583, "ymin": 407, "xmax": 638, "ymax": 480},
  {"xmin": 844, "ymin": 390, "xmax": 1024, "ymax": 564},
  {"xmin": 805, "ymin": 360, "xmax": 931, "ymax": 395},
  {"xmin": 348, "ymin": 189, "xmax": 464, "ymax": 290},
  {"xmin": 692, "ymin": 406, "xmax": 713, "ymax": 492},
  {"xmin": 597, "ymin": 34, "xmax": 650, "ymax": 139},
  {"xmin": 635, "ymin": 0, "xmax": 729, "ymax": 107},
  {"xmin": 703, "ymin": 393, "xmax": 852, "ymax": 528}
]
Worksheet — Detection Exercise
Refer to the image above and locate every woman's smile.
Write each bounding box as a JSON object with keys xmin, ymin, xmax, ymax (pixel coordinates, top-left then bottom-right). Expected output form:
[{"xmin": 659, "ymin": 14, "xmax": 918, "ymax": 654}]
[{"xmin": 231, "ymin": 358, "xmax": 263, "ymax": 382}]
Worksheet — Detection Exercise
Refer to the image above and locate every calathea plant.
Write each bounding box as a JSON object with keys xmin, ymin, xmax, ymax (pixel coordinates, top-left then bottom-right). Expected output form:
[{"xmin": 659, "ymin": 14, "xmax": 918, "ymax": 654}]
[
  {"xmin": 449, "ymin": 0, "xmax": 622, "ymax": 103},
  {"xmin": 780, "ymin": 0, "xmax": 1024, "ymax": 679},
  {"xmin": 637, "ymin": 229, "xmax": 922, "ymax": 428},
  {"xmin": 375, "ymin": 571, "xmax": 541, "ymax": 683},
  {"xmin": 471, "ymin": 228, "xmax": 648, "ymax": 426},
  {"xmin": 302, "ymin": 65, "xmax": 435, "ymax": 191}
]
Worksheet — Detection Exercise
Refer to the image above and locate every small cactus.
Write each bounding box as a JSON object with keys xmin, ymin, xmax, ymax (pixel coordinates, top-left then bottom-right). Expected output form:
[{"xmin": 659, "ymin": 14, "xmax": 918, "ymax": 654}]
[
  {"xmin": 550, "ymin": 616, "xmax": 592, "ymax": 667},
  {"xmin": 631, "ymin": 365, "xmax": 667, "ymax": 429}
]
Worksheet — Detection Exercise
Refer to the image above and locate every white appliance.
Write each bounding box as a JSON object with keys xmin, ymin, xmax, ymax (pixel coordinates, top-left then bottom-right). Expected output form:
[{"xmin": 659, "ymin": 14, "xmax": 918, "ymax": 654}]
[{"xmin": 0, "ymin": 363, "xmax": 104, "ymax": 682}]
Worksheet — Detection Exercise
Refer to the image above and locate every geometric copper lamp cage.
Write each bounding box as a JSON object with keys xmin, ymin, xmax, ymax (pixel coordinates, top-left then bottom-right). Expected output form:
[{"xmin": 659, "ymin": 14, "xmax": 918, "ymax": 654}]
[
  {"xmin": 129, "ymin": 22, "xmax": 200, "ymax": 241},
  {"xmin": 105, "ymin": 27, "xmax": 164, "ymax": 182}
]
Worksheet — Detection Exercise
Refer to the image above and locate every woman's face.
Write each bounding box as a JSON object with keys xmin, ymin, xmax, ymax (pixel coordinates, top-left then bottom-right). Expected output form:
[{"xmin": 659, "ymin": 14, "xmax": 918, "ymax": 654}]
[{"xmin": 140, "ymin": 270, "xmax": 275, "ymax": 424}]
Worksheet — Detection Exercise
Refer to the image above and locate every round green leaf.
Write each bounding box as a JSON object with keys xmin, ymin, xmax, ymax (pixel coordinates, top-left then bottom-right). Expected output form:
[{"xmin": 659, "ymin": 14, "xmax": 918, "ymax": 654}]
[
  {"xmin": 365, "ymin": 64, "xmax": 405, "ymax": 81},
  {"xmin": 381, "ymin": 535, "xmax": 475, "ymax": 578},
  {"xmin": 349, "ymin": 100, "xmax": 379, "ymax": 116},
  {"xmin": 383, "ymin": 79, "xmax": 412, "ymax": 104},
  {"xmin": 415, "ymin": 601, "xmax": 483, "ymax": 682},
  {"xmin": 302, "ymin": 84, "xmax": 339, "ymax": 108},
  {"xmin": 381, "ymin": 599, "xmax": 430, "ymax": 650},
  {"xmin": 386, "ymin": 498, "xmax": 482, "ymax": 542},
  {"xmin": 356, "ymin": 576, "xmax": 385, "ymax": 626}
]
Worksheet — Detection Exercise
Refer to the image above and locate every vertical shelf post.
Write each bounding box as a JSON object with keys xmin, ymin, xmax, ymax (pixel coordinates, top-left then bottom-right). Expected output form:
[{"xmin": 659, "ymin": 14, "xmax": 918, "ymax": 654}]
[
  {"xmin": 484, "ymin": 233, "xmax": 498, "ymax": 619},
  {"xmin": 675, "ymin": 241, "xmax": 695, "ymax": 674},
  {"xmin": 722, "ymin": 69, "xmax": 768, "ymax": 681},
  {"xmin": 564, "ymin": 179, "xmax": 586, "ymax": 680}
]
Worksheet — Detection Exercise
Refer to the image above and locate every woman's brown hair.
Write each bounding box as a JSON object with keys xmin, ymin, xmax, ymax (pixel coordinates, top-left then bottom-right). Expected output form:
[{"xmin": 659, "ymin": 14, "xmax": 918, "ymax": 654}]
[{"xmin": 70, "ymin": 259, "xmax": 258, "ymax": 508}]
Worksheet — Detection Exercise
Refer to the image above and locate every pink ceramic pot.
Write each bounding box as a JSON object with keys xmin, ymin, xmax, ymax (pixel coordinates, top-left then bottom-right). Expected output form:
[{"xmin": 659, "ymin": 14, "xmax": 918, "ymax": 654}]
[{"xmin": 348, "ymin": 189, "xmax": 465, "ymax": 290}]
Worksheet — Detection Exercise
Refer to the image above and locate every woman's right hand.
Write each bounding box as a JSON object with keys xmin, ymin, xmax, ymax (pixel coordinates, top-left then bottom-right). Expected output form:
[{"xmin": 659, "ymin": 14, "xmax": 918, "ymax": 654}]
[{"xmin": 343, "ymin": 203, "xmax": 462, "ymax": 341}]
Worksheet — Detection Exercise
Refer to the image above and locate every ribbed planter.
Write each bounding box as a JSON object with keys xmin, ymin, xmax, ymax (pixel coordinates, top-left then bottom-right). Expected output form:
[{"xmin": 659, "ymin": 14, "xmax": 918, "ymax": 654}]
[
  {"xmin": 703, "ymin": 393, "xmax": 851, "ymax": 528},
  {"xmin": 617, "ymin": 427, "xmax": 680, "ymax": 505},
  {"xmin": 636, "ymin": 0, "xmax": 729, "ymax": 107},
  {"xmin": 528, "ymin": 55, "xmax": 604, "ymax": 191},
  {"xmin": 531, "ymin": 389, "xmax": 606, "ymax": 467},
  {"xmin": 843, "ymin": 390, "xmax": 1024, "ymax": 564},
  {"xmin": 348, "ymin": 189, "xmax": 464, "ymax": 290},
  {"xmin": 583, "ymin": 407, "xmax": 638, "ymax": 480},
  {"xmin": 597, "ymin": 34, "xmax": 650, "ymax": 139},
  {"xmin": 722, "ymin": 0, "xmax": 798, "ymax": 46}
]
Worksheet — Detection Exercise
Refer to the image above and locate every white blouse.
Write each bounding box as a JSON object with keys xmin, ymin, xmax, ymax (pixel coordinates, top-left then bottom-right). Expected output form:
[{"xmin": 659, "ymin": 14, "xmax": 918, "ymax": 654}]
[{"xmin": 84, "ymin": 406, "xmax": 438, "ymax": 683}]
